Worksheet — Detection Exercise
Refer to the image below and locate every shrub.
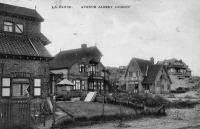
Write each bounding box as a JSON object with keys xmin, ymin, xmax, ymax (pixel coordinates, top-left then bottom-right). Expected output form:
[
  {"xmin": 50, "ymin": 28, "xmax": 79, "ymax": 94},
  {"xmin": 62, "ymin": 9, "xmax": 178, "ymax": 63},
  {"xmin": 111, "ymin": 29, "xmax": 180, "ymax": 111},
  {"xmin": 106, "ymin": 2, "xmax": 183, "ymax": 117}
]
[
  {"xmin": 168, "ymin": 100, "xmax": 199, "ymax": 108},
  {"xmin": 130, "ymin": 94, "xmax": 169, "ymax": 107}
]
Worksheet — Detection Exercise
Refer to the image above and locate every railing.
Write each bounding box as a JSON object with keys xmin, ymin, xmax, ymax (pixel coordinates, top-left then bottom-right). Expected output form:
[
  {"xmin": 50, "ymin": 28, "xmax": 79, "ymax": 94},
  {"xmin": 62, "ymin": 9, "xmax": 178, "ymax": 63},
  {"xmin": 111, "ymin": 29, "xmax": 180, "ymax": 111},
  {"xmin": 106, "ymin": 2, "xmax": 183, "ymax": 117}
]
[{"xmin": 88, "ymin": 71, "xmax": 102, "ymax": 77}]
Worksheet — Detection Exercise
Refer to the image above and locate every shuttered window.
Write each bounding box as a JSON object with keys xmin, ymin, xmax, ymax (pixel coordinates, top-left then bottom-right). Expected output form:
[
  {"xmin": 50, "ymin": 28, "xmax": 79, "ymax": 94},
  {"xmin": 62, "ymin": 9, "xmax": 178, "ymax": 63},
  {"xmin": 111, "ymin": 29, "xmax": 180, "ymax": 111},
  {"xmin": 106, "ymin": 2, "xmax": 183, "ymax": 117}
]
[
  {"xmin": 15, "ymin": 24, "xmax": 23, "ymax": 33},
  {"xmin": 34, "ymin": 79, "xmax": 41, "ymax": 96},
  {"xmin": 2, "ymin": 78, "xmax": 11, "ymax": 97}
]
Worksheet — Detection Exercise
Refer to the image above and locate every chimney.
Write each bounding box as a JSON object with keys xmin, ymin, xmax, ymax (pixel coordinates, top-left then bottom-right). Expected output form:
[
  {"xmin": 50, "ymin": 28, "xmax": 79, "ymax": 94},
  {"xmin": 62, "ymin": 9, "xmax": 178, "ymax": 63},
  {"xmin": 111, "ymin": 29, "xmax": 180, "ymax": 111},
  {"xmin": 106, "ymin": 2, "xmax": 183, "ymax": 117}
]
[
  {"xmin": 81, "ymin": 44, "xmax": 87, "ymax": 49},
  {"xmin": 150, "ymin": 57, "xmax": 154, "ymax": 64}
]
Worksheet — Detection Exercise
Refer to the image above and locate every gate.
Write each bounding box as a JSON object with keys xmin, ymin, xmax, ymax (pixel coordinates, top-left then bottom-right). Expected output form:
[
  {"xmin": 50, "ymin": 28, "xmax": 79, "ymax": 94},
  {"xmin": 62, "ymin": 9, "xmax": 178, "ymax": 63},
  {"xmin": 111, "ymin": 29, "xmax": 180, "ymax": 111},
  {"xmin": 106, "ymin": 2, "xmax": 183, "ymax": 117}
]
[{"xmin": 0, "ymin": 100, "xmax": 31, "ymax": 128}]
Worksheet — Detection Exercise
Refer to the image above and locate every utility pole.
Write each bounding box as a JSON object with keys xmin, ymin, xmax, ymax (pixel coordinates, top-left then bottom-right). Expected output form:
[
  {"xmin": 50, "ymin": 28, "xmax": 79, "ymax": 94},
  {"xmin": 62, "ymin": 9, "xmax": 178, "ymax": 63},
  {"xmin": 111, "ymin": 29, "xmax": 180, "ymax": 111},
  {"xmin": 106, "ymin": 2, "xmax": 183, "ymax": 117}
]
[
  {"xmin": 51, "ymin": 74, "xmax": 56, "ymax": 129},
  {"xmin": 102, "ymin": 69, "xmax": 110, "ymax": 121},
  {"xmin": 102, "ymin": 69, "xmax": 106, "ymax": 120}
]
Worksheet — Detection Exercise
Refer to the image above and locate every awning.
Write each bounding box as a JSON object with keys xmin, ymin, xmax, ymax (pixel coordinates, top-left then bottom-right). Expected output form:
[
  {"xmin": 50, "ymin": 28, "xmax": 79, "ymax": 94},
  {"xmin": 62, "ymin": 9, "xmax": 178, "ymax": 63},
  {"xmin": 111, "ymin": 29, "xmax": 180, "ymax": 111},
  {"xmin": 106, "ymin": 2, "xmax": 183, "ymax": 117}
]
[{"xmin": 57, "ymin": 79, "xmax": 74, "ymax": 86}]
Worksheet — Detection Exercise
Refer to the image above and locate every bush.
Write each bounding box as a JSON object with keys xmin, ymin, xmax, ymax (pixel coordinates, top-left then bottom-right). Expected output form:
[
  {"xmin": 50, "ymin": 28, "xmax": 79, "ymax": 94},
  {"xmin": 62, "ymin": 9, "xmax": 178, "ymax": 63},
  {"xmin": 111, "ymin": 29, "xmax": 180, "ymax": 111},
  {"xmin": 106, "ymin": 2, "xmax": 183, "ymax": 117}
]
[
  {"xmin": 130, "ymin": 94, "xmax": 169, "ymax": 107},
  {"xmin": 168, "ymin": 100, "xmax": 199, "ymax": 108}
]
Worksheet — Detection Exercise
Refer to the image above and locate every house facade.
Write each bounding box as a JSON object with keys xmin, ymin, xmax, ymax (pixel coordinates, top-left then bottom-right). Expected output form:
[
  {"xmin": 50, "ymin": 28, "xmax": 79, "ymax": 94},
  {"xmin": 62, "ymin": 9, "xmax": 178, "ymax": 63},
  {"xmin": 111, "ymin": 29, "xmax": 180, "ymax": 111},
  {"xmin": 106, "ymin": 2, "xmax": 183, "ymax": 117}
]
[
  {"xmin": 0, "ymin": 3, "xmax": 52, "ymax": 125},
  {"xmin": 125, "ymin": 58, "xmax": 171, "ymax": 94},
  {"xmin": 157, "ymin": 58, "xmax": 191, "ymax": 78},
  {"xmin": 50, "ymin": 44, "xmax": 108, "ymax": 95}
]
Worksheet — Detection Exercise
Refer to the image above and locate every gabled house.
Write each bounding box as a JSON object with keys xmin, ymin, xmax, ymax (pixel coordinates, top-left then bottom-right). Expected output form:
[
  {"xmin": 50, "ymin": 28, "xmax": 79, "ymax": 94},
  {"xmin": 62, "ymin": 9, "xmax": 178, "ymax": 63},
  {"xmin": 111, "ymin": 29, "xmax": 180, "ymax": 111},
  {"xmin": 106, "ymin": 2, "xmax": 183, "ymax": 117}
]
[
  {"xmin": 0, "ymin": 3, "xmax": 52, "ymax": 125},
  {"xmin": 125, "ymin": 57, "xmax": 171, "ymax": 94},
  {"xmin": 157, "ymin": 58, "xmax": 191, "ymax": 78},
  {"xmin": 50, "ymin": 44, "xmax": 108, "ymax": 95}
]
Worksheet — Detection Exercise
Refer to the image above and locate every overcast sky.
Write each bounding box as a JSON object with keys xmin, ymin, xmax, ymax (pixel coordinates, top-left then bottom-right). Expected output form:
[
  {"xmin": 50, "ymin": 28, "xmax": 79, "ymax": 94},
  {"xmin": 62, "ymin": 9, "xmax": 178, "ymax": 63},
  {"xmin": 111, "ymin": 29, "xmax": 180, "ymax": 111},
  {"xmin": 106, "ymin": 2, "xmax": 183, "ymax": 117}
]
[{"xmin": 1, "ymin": 0, "xmax": 200, "ymax": 76}]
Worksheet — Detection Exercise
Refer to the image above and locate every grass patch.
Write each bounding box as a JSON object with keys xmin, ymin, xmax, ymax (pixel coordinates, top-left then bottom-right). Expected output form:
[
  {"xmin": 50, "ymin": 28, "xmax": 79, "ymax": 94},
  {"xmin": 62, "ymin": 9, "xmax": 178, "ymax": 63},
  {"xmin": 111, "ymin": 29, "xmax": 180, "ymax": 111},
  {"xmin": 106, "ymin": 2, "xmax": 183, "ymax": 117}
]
[{"xmin": 57, "ymin": 101, "xmax": 136, "ymax": 118}]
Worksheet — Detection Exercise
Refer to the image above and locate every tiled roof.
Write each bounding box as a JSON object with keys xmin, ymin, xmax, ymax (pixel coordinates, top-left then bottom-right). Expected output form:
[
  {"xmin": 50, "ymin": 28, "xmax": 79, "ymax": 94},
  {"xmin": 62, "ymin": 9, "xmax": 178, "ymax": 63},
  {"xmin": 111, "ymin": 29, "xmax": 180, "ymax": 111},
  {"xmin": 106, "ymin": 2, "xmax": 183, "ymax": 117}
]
[
  {"xmin": 143, "ymin": 65, "xmax": 162, "ymax": 84},
  {"xmin": 50, "ymin": 46, "xmax": 102, "ymax": 69},
  {"xmin": 0, "ymin": 3, "xmax": 44, "ymax": 22},
  {"xmin": 157, "ymin": 58, "xmax": 188, "ymax": 69},
  {"xmin": 0, "ymin": 32, "xmax": 51, "ymax": 58},
  {"xmin": 134, "ymin": 58, "xmax": 153, "ymax": 75}
]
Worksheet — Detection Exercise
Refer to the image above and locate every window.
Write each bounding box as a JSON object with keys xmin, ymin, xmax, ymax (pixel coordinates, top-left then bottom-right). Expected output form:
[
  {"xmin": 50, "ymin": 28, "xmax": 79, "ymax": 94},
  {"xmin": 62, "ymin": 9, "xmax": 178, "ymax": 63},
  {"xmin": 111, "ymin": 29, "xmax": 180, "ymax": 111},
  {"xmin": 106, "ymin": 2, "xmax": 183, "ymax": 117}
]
[
  {"xmin": 75, "ymin": 80, "xmax": 80, "ymax": 90},
  {"xmin": 89, "ymin": 65, "xmax": 97, "ymax": 74},
  {"xmin": 81, "ymin": 80, "xmax": 85, "ymax": 90},
  {"xmin": 79, "ymin": 64, "xmax": 86, "ymax": 72},
  {"xmin": 12, "ymin": 84, "xmax": 29, "ymax": 97},
  {"xmin": 15, "ymin": 24, "xmax": 23, "ymax": 33},
  {"xmin": 101, "ymin": 82, "xmax": 104, "ymax": 90},
  {"xmin": 12, "ymin": 78, "xmax": 29, "ymax": 97},
  {"xmin": 4, "ymin": 22, "xmax": 13, "ymax": 32},
  {"xmin": 2, "ymin": 78, "xmax": 10, "ymax": 97},
  {"xmin": 34, "ymin": 79, "xmax": 41, "ymax": 96}
]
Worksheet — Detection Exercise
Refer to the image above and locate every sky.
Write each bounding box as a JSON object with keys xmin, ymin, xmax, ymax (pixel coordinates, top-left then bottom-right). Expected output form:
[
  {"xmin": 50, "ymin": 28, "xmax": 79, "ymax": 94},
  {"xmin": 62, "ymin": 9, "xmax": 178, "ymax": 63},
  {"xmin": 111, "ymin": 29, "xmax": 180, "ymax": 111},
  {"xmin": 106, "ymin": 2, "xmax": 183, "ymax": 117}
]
[{"xmin": 0, "ymin": 0, "xmax": 200, "ymax": 76}]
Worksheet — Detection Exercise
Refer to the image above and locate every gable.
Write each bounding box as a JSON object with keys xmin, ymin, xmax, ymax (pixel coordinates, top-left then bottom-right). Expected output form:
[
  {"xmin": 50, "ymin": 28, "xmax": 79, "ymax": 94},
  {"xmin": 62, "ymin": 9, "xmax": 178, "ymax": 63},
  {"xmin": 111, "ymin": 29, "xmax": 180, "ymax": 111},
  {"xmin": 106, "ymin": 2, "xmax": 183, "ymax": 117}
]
[
  {"xmin": 125, "ymin": 58, "xmax": 153, "ymax": 77},
  {"xmin": 125, "ymin": 59, "xmax": 141, "ymax": 77}
]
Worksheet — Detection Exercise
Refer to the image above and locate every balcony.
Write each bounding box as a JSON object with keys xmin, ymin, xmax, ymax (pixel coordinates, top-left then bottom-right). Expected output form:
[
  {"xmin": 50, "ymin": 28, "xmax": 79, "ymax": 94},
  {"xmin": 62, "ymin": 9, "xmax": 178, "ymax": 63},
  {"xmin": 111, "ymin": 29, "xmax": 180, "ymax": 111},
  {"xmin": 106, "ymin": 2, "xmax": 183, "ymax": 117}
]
[
  {"xmin": 126, "ymin": 77, "xmax": 139, "ymax": 81},
  {"xmin": 88, "ymin": 71, "xmax": 102, "ymax": 77}
]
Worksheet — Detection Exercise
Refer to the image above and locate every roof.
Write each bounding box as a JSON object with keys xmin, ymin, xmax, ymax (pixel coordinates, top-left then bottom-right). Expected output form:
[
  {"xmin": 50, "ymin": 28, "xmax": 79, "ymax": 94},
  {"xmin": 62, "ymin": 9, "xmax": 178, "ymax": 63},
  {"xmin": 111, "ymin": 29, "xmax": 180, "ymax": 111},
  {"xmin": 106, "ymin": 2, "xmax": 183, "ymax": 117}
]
[
  {"xmin": 135, "ymin": 58, "xmax": 153, "ymax": 75},
  {"xmin": 29, "ymin": 33, "xmax": 51, "ymax": 46},
  {"xmin": 57, "ymin": 79, "xmax": 74, "ymax": 86},
  {"xmin": 0, "ymin": 3, "xmax": 44, "ymax": 22},
  {"xmin": 0, "ymin": 32, "xmax": 51, "ymax": 58},
  {"xmin": 143, "ymin": 65, "xmax": 172, "ymax": 84},
  {"xmin": 143, "ymin": 65, "xmax": 162, "ymax": 84},
  {"xmin": 157, "ymin": 58, "xmax": 188, "ymax": 69},
  {"xmin": 50, "ymin": 46, "xmax": 102, "ymax": 69}
]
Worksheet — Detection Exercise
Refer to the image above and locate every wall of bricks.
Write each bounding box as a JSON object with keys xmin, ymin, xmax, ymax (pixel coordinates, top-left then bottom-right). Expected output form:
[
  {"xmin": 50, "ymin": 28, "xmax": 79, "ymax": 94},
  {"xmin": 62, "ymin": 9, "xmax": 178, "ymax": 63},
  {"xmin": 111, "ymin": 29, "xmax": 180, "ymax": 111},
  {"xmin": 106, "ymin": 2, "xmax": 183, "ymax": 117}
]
[{"xmin": 0, "ymin": 58, "xmax": 50, "ymax": 100}]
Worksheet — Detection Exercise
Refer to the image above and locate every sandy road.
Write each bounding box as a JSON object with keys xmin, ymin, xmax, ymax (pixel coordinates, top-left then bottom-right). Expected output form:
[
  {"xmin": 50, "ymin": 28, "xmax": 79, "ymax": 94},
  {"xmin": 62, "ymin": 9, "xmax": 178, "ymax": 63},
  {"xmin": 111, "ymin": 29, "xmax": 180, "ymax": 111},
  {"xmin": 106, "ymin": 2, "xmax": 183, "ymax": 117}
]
[{"xmin": 70, "ymin": 105, "xmax": 200, "ymax": 129}]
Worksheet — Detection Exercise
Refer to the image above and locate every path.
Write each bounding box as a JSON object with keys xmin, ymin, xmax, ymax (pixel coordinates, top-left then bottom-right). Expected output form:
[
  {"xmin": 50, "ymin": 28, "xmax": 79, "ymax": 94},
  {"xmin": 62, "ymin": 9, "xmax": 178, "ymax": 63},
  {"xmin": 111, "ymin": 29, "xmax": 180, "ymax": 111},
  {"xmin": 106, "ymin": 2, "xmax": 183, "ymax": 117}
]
[{"xmin": 71, "ymin": 104, "xmax": 200, "ymax": 129}]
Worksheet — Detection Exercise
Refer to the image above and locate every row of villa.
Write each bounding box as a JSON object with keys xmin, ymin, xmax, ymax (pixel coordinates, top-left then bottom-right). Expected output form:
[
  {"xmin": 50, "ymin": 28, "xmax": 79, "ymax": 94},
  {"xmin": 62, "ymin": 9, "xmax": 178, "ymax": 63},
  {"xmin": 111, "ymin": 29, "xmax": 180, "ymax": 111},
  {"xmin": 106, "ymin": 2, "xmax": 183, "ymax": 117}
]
[{"xmin": 0, "ymin": 3, "xmax": 193, "ymax": 126}]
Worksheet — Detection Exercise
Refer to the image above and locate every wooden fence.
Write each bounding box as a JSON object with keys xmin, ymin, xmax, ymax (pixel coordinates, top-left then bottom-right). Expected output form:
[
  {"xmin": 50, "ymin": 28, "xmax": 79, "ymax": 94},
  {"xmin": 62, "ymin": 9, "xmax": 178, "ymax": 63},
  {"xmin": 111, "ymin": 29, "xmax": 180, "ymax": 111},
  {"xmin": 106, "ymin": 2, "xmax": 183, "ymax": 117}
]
[{"xmin": 0, "ymin": 100, "xmax": 31, "ymax": 128}]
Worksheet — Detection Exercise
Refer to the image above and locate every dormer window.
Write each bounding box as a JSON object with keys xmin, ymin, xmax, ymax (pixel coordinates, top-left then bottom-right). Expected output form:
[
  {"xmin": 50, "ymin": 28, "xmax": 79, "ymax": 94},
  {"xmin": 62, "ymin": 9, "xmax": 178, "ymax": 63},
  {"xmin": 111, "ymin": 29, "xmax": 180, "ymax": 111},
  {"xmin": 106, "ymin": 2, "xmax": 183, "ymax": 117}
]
[
  {"xmin": 4, "ymin": 22, "xmax": 13, "ymax": 32},
  {"xmin": 3, "ymin": 21, "xmax": 24, "ymax": 33},
  {"xmin": 15, "ymin": 24, "xmax": 23, "ymax": 33}
]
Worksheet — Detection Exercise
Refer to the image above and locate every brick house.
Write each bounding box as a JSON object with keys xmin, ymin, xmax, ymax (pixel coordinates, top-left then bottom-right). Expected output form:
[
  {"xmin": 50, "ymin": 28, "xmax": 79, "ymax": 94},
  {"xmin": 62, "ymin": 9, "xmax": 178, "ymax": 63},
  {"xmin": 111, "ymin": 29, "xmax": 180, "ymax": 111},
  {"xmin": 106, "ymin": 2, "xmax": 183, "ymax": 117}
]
[
  {"xmin": 125, "ymin": 57, "xmax": 171, "ymax": 94},
  {"xmin": 0, "ymin": 3, "xmax": 52, "ymax": 125},
  {"xmin": 50, "ymin": 44, "xmax": 108, "ymax": 95}
]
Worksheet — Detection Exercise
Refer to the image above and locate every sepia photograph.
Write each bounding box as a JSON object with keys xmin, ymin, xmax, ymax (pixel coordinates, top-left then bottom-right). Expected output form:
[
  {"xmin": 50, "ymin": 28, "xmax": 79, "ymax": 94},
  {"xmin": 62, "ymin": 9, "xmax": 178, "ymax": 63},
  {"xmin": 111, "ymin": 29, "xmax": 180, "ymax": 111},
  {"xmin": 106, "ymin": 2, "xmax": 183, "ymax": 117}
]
[{"xmin": 0, "ymin": 0, "xmax": 199, "ymax": 129}]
